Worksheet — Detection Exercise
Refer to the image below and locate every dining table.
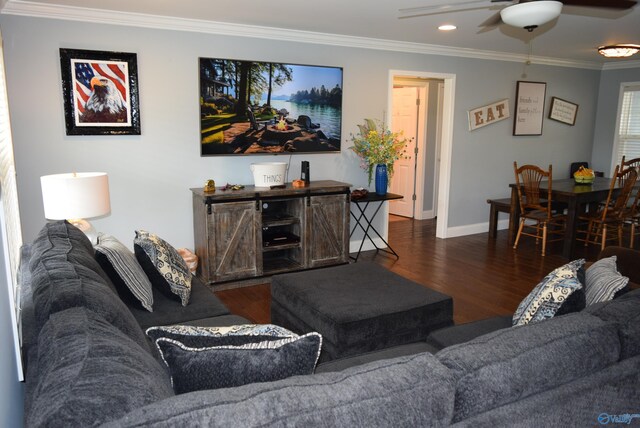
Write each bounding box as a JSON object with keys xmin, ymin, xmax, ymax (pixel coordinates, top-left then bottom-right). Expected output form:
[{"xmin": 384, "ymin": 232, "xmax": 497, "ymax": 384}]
[{"xmin": 508, "ymin": 176, "xmax": 626, "ymax": 260}]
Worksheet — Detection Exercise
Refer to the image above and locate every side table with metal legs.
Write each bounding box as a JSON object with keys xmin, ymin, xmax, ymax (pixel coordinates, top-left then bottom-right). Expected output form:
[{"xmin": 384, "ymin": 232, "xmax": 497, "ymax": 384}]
[{"xmin": 350, "ymin": 192, "xmax": 403, "ymax": 262}]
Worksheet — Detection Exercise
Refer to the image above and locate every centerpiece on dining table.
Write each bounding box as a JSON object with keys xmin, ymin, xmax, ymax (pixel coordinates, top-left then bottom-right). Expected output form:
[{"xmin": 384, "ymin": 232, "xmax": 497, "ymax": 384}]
[
  {"xmin": 350, "ymin": 118, "xmax": 409, "ymax": 195},
  {"xmin": 573, "ymin": 165, "xmax": 595, "ymax": 184}
]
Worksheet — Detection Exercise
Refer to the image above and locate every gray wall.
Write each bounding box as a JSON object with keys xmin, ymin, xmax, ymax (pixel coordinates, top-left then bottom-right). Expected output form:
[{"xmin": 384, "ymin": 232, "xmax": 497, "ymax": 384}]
[
  {"xmin": 0, "ymin": 15, "xmax": 603, "ymax": 246},
  {"xmin": 591, "ymin": 66, "xmax": 640, "ymax": 175},
  {"xmin": 0, "ymin": 225, "xmax": 23, "ymax": 427}
]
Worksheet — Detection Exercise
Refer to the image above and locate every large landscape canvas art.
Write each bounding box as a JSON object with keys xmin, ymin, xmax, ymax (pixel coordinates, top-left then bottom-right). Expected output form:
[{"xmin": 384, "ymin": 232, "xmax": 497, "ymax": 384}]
[{"xmin": 200, "ymin": 58, "xmax": 343, "ymax": 155}]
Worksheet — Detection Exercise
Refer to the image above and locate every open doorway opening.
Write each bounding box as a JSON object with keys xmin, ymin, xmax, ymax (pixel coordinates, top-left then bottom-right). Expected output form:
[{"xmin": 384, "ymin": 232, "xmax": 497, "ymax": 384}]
[
  {"xmin": 386, "ymin": 70, "xmax": 456, "ymax": 241},
  {"xmin": 390, "ymin": 77, "xmax": 444, "ymax": 220}
]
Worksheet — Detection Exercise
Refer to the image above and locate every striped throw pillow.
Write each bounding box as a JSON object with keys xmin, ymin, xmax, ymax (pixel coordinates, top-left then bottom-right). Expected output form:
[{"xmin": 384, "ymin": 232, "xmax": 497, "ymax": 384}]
[
  {"xmin": 585, "ymin": 256, "xmax": 629, "ymax": 306},
  {"xmin": 95, "ymin": 234, "xmax": 154, "ymax": 312}
]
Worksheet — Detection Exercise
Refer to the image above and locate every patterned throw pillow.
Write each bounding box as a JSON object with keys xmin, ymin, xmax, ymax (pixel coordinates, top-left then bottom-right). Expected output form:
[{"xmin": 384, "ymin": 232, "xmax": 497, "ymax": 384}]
[
  {"xmin": 134, "ymin": 230, "xmax": 191, "ymax": 306},
  {"xmin": 94, "ymin": 234, "xmax": 154, "ymax": 312},
  {"xmin": 512, "ymin": 259, "xmax": 585, "ymax": 327},
  {"xmin": 585, "ymin": 256, "xmax": 629, "ymax": 306},
  {"xmin": 146, "ymin": 324, "xmax": 322, "ymax": 394}
]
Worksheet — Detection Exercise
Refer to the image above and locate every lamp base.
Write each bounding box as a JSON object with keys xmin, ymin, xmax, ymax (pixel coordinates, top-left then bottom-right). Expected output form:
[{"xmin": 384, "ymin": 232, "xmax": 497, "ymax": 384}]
[{"xmin": 69, "ymin": 218, "xmax": 98, "ymax": 245}]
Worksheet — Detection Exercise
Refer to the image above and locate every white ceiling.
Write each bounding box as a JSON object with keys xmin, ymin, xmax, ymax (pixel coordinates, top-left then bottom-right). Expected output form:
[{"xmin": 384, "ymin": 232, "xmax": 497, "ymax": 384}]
[{"xmin": 2, "ymin": 0, "xmax": 640, "ymax": 67}]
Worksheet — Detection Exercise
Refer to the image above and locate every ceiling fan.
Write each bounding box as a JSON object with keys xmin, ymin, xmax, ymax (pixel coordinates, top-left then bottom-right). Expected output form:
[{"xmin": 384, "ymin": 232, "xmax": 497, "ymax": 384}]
[{"xmin": 399, "ymin": 0, "xmax": 637, "ymax": 32}]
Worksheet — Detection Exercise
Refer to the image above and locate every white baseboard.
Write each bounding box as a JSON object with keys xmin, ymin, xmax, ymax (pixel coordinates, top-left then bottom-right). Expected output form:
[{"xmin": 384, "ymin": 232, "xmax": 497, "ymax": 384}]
[
  {"xmin": 349, "ymin": 237, "xmax": 386, "ymax": 254},
  {"xmin": 446, "ymin": 218, "xmax": 509, "ymax": 238},
  {"xmin": 419, "ymin": 209, "xmax": 435, "ymax": 220}
]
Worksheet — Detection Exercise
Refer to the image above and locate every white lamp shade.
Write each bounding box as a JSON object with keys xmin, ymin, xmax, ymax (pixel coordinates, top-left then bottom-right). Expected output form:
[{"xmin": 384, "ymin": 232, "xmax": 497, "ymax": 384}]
[
  {"xmin": 500, "ymin": 1, "xmax": 563, "ymax": 29},
  {"xmin": 40, "ymin": 172, "xmax": 111, "ymax": 220}
]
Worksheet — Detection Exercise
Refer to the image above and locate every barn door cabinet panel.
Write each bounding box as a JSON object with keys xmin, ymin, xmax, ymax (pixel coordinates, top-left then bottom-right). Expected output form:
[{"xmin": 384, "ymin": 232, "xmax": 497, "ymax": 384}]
[
  {"xmin": 192, "ymin": 196, "xmax": 261, "ymax": 284},
  {"xmin": 306, "ymin": 194, "xmax": 350, "ymax": 268},
  {"xmin": 191, "ymin": 180, "xmax": 350, "ymax": 286}
]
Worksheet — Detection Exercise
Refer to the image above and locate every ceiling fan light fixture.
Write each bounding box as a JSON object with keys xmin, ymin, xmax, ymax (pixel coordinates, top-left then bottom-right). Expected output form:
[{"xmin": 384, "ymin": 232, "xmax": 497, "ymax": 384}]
[
  {"xmin": 500, "ymin": 1, "xmax": 563, "ymax": 32},
  {"xmin": 597, "ymin": 44, "xmax": 640, "ymax": 58}
]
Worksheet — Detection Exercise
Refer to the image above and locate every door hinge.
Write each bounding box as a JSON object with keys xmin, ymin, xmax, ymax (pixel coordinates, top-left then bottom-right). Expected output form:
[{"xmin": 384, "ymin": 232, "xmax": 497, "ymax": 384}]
[
  {"xmin": 414, "ymin": 146, "xmax": 418, "ymax": 154},
  {"xmin": 416, "ymin": 98, "xmax": 420, "ymax": 106},
  {"xmin": 412, "ymin": 194, "xmax": 417, "ymax": 201}
]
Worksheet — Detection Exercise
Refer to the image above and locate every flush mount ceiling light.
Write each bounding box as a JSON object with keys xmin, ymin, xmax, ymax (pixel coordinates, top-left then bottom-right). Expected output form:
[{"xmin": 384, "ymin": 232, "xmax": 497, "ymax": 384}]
[
  {"xmin": 438, "ymin": 24, "xmax": 457, "ymax": 31},
  {"xmin": 500, "ymin": 1, "xmax": 563, "ymax": 32},
  {"xmin": 597, "ymin": 44, "xmax": 640, "ymax": 58}
]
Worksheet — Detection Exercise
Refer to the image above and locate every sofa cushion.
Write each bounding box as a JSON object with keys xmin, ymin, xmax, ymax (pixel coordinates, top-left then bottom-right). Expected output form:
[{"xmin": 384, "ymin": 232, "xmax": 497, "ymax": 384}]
[
  {"xmin": 29, "ymin": 221, "xmax": 116, "ymax": 292},
  {"xmin": 452, "ymin": 355, "xmax": 640, "ymax": 428},
  {"xmin": 585, "ymin": 256, "xmax": 629, "ymax": 305},
  {"xmin": 584, "ymin": 288, "xmax": 640, "ymax": 360},
  {"xmin": 426, "ymin": 316, "xmax": 513, "ymax": 350},
  {"xmin": 30, "ymin": 252, "xmax": 149, "ymax": 350},
  {"xmin": 27, "ymin": 308, "xmax": 173, "ymax": 427},
  {"xmin": 134, "ymin": 230, "xmax": 191, "ymax": 306},
  {"xmin": 104, "ymin": 352, "xmax": 456, "ymax": 428},
  {"xmin": 146, "ymin": 324, "xmax": 322, "ymax": 394},
  {"xmin": 512, "ymin": 259, "xmax": 585, "ymax": 326},
  {"xmin": 126, "ymin": 275, "xmax": 231, "ymax": 329},
  {"xmin": 437, "ymin": 312, "xmax": 621, "ymax": 422},
  {"xmin": 95, "ymin": 234, "xmax": 154, "ymax": 312}
]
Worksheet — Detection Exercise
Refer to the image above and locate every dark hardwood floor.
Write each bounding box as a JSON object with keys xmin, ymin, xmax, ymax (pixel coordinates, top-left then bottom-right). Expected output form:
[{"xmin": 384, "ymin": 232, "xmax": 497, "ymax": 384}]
[{"xmin": 215, "ymin": 215, "xmax": 603, "ymax": 325}]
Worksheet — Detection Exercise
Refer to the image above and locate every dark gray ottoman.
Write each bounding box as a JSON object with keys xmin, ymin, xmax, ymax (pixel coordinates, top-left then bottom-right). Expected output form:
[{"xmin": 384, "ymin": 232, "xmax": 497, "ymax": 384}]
[{"xmin": 271, "ymin": 262, "xmax": 453, "ymax": 361}]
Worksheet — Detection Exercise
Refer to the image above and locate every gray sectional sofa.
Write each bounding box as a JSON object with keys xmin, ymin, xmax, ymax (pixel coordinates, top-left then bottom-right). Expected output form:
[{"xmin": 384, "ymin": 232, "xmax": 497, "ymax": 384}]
[{"xmin": 20, "ymin": 221, "xmax": 640, "ymax": 427}]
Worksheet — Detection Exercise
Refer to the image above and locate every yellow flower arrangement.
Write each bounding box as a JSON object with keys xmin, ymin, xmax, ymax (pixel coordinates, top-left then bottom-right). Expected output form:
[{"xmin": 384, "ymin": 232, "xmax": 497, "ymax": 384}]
[{"xmin": 350, "ymin": 119, "xmax": 409, "ymax": 185}]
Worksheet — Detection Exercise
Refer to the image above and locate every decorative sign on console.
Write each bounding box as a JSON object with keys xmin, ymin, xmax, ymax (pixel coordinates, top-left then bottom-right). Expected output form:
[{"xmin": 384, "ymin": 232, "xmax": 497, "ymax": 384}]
[{"xmin": 468, "ymin": 99, "xmax": 510, "ymax": 131}]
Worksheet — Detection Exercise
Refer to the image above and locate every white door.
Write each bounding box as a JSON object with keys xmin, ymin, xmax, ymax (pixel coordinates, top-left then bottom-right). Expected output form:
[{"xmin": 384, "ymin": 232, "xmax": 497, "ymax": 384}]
[{"xmin": 390, "ymin": 87, "xmax": 420, "ymax": 217}]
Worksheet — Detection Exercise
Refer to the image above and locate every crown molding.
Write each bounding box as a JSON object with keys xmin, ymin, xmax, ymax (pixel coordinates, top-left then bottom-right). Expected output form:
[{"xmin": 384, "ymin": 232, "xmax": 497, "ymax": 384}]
[
  {"xmin": 601, "ymin": 59, "xmax": 640, "ymax": 71},
  {"xmin": 1, "ymin": 0, "xmax": 605, "ymax": 70}
]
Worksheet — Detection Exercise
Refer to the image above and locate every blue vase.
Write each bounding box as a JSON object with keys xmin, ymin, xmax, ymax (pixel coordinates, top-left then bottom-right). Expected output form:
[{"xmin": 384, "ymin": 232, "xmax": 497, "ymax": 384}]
[{"xmin": 375, "ymin": 164, "xmax": 388, "ymax": 196}]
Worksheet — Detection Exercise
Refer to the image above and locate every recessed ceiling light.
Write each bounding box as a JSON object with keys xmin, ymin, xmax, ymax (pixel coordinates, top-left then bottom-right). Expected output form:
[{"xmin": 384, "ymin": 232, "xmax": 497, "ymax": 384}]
[{"xmin": 438, "ymin": 25, "xmax": 457, "ymax": 31}]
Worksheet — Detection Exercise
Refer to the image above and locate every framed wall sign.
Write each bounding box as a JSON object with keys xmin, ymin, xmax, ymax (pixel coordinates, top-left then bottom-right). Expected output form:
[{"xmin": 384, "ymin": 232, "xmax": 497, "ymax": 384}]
[
  {"xmin": 60, "ymin": 48, "xmax": 141, "ymax": 135},
  {"xmin": 468, "ymin": 99, "xmax": 510, "ymax": 131},
  {"xmin": 513, "ymin": 81, "xmax": 546, "ymax": 136},
  {"xmin": 548, "ymin": 97, "xmax": 578, "ymax": 126}
]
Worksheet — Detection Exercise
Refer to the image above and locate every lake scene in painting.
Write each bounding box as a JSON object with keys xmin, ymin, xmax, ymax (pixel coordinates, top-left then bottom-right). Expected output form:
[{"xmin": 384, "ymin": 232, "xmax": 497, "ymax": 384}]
[{"xmin": 200, "ymin": 58, "xmax": 343, "ymax": 156}]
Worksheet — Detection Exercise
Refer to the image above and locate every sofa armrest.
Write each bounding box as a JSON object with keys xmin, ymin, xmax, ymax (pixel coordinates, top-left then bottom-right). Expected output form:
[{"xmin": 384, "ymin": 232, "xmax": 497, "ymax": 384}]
[{"xmin": 598, "ymin": 247, "xmax": 640, "ymax": 288}]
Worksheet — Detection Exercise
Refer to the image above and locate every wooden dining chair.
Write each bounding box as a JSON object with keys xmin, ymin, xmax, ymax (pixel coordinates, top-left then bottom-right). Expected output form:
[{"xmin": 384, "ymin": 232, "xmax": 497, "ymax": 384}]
[
  {"xmin": 621, "ymin": 155, "xmax": 640, "ymax": 172},
  {"xmin": 623, "ymin": 186, "xmax": 640, "ymax": 248},
  {"xmin": 577, "ymin": 165, "xmax": 638, "ymax": 250},
  {"xmin": 512, "ymin": 162, "xmax": 565, "ymax": 256}
]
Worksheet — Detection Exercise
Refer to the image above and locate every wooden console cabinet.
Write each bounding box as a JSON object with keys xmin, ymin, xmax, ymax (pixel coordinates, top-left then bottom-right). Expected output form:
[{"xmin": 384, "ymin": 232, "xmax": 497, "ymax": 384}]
[{"xmin": 191, "ymin": 180, "xmax": 350, "ymax": 285}]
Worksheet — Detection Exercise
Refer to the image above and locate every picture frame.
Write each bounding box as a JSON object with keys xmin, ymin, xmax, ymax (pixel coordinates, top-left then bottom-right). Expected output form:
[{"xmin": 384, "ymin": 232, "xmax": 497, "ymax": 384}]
[
  {"xmin": 548, "ymin": 96, "xmax": 578, "ymax": 126},
  {"xmin": 513, "ymin": 81, "xmax": 546, "ymax": 136},
  {"xmin": 199, "ymin": 57, "xmax": 342, "ymax": 155},
  {"xmin": 60, "ymin": 48, "xmax": 140, "ymax": 135}
]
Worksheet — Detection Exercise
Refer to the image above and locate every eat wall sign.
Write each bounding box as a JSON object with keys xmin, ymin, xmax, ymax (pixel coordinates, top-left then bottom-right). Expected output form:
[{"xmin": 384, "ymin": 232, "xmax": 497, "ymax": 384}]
[{"xmin": 468, "ymin": 99, "xmax": 510, "ymax": 131}]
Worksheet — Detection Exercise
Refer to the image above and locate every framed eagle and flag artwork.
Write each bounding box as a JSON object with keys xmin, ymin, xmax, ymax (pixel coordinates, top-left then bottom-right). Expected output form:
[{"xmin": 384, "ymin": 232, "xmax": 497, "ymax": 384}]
[{"xmin": 60, "ymin": 48, "xmax": 141, "ymax": 135}]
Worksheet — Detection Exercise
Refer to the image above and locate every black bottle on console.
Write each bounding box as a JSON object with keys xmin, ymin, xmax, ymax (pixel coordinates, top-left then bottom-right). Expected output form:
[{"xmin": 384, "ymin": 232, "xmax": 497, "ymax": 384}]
[{"xmin": 301, "ymin": 161, "xmax": 310, "ymax": 185}]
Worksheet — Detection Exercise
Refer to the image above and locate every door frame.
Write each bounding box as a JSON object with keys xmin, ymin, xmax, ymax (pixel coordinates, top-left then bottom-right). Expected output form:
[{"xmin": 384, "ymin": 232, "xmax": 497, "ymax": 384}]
[{"xmin": 387, "ymin": 70, "xmax": 456, "ymax": 239}]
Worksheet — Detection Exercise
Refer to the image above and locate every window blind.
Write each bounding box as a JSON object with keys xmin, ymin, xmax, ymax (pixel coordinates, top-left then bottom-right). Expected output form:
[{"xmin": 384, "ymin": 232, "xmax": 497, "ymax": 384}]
[
  {"xmin": 0, "ymin": 30, "xmax": 25, "ymax": 381},
  {"xmin": 615, "ymin": 83, "xmax": 640, "ymax": 166}
]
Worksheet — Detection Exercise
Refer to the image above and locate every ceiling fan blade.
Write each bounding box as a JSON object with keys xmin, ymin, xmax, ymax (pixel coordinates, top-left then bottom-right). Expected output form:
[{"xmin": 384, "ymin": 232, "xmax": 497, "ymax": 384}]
[
  {"xmin": 560, "ymin": 0, "xmax": 636, "ymax": 9},
  {"xmin": 398, "ymin": 0, "xmax": 491, "ymax": 14},
  {"xmin": 479, "ymin": 11, "xmax": 504, "ymax": 27}
]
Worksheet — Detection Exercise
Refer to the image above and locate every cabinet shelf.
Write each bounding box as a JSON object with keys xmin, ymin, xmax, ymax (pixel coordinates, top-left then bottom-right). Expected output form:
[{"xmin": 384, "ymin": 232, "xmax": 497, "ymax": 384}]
[
  {"xmin": 262, "ymin": 255, "xmax": 304, "ymax": 276},
  {"xmin": 262, "ymin": 213, "xmax": 300, "ymax": 227}
]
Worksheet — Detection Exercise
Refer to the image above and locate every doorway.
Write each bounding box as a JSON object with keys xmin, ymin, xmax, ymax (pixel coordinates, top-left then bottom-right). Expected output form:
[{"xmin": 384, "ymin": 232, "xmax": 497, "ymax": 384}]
[
  {"xmin": 390, "ymin": 76, "xmax": 445, "ymax": 221},
  {"xmin": 387, "ymin": 70, "xmax": 456, "ymax": 240}
]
